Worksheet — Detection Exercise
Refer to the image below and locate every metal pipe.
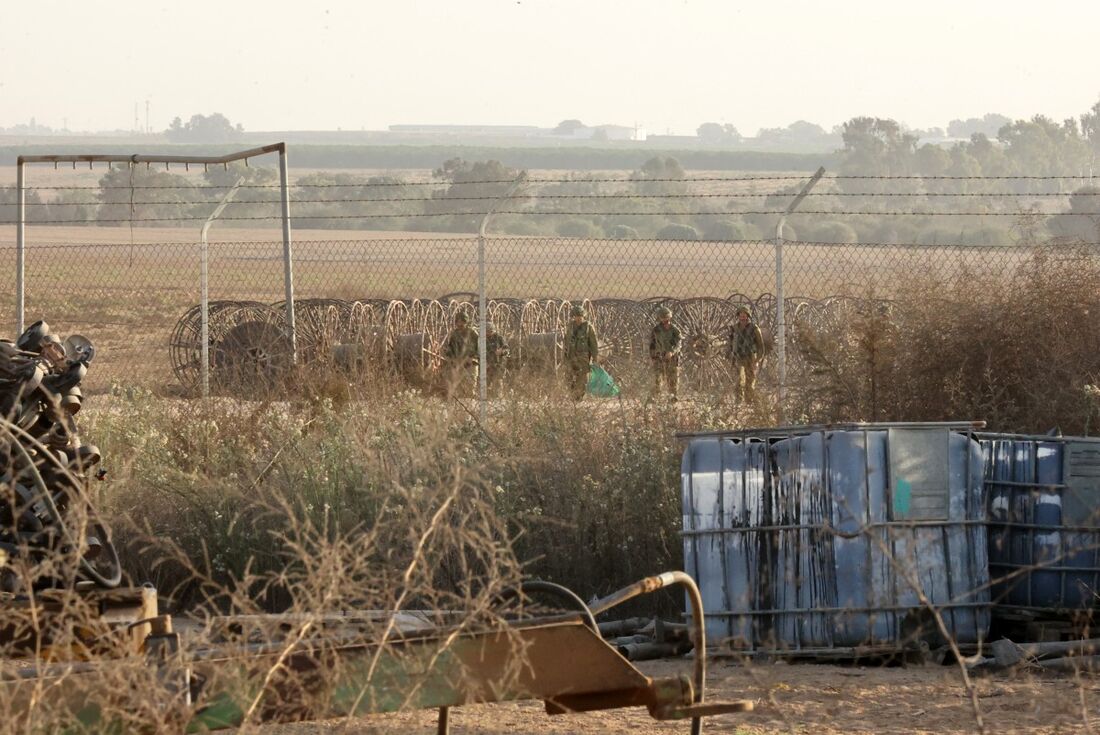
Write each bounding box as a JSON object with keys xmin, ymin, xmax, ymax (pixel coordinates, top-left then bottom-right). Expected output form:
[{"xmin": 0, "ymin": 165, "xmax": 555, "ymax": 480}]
[
  {"xmin": 199, "ymin": 178, "xmax": 245, "ymax": 398},
  {"xmin": 476, "ymin": 173, "xmax": 526, "ymax": 421},
  {"xmin": 587, "ymin": 571, "xmax": 706, "ymax": 735},
  {"xmin": 702, "ymin": 601, "xmax": 990, "ymax": 617},
  {"xmin": 15, "ymin": 143, "xmax": 287, "ymax": 346},
  {"xmin": 774, "ymin": 167, "xmax": 825, "ymax": 419},
  {"xmin": 17, "ymin": 143, "xmax": 285, "ymax": 166},
  {"xmin": 278, "ymin": 149, "xmax": 297, "ymax": 364},
  {"xmin": 677, "ymin": 420, "xmax": 984, "ymax": 440},
  {"xmin": 15, "ymin": 160, "xmax": 25, "ymax": 334}
]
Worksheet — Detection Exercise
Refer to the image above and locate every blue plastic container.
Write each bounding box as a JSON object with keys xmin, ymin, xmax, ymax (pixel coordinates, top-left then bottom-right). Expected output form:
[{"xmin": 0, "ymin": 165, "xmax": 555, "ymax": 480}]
[
  {"xmin": 682, "ymin": 423, "xmax": 990, "ymax": 651},
  {"xmin": 980, "ymin": 434, "xmax": 1100, "ymax": 612}
]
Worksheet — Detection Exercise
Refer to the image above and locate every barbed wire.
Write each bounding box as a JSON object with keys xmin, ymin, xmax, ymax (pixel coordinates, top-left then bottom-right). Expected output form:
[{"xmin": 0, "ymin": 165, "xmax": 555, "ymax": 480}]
[
  {"xmin": 5, "ymin": 209, "xmax": 1099, "ymax": 224},
  {"xmin": 12, "ymin": 191, "xmax": 1100, "ymax": 207},
  {"xmin": 11, "ymin": 173, "xmax": 1100, "ymax": 191},
  {"xmin": 4, "ymin": 237, "xmax": 1100, "ymax": 251}
]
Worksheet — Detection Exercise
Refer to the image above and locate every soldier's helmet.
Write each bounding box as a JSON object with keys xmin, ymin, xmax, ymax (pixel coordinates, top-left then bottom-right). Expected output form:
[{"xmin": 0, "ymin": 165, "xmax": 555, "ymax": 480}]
[
  {"xmin": 570, "ymin": 305, "xmax": 586, "ymax": 317},
  {"xmin": 656, "ymin": 306, "xmax": 673, "ymax": 320},
  {"xmin": 735, "ymin": 305, "xmax": 753, "ymax": 318},
  {"xmin": 454, "ymin": 312, "xmax": 469, "ymax": 324},
  {"xmin": 486, "ymin": 320, "xmax": 496, "ymax": 332}
]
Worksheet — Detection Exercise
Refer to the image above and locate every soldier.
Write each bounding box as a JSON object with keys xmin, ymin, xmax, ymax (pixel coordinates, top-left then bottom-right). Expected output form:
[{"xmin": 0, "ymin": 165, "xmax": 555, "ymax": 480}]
[
  {"xmin": 442, "ymin": 312, "xmax": 478, "ymax": 398},
  {"xmin": 484, "ymin": 321, "xmax": 510, "ymax": 395},
  {"xmin": 726, "ymin": 305, "xmax": 764, "ymax": 402},
  {"xmin": 562, "ymin": 304, "xmax": 598, "ymax": 401},
  {"xmin": 649, "ymin": 306, "xmax": 681, "ymax": 400}
]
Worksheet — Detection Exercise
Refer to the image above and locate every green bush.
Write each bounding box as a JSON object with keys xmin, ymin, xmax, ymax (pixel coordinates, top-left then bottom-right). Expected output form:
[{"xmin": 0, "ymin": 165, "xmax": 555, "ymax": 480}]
[
  {"xmin": 703, "ymin": 219, "xmax": 762, "ymax": 241},
  {"xmin": 655, "ymin": 223, "xmax": 700, "ymax": 240},
  {"xmin": 606, "ymin": 224, "xmax": 640, "ymax": 239}
]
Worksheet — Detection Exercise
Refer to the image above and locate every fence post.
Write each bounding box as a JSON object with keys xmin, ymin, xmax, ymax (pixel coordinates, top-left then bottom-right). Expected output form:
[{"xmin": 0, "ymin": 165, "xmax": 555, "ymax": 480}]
[
  {"xmin": 476, "ymin": 173, "xmax": 526, "ymax": 422},
  {"xmin": 15, "ymin": 158, "xmax": 25, "ymax": 335},
  {"xmin": 775, "ymin": 167, "xmax": 825, "ymax": 420},
  {"xmin": 199, "ymin": 179, "xmax": 244, "ymax": 398},
  {"xmin": 278, "ymin": 146, "xmax": 297, "ymax": 364}
]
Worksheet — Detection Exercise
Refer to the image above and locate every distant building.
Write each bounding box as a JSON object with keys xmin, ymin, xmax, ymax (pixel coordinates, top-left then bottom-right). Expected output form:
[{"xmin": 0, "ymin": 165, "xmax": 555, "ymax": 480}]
[
  {"xmin": 388, "ymin": 124, "xmax": 544, "ymax": 137},
  {"xmin": 553, "ymin": 124, "xmax": 644, "ymax": 141}
]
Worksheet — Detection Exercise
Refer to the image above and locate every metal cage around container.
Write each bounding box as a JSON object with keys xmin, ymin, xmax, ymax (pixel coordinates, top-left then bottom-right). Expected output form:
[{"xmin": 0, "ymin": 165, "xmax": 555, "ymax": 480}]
[
  {"xmin": 679, "ymin": 422, "xmax": 990, "ymax": 654},
  {"xmin": 978, "ymin": 432, "xmax": 1100, "ymax": 616}
]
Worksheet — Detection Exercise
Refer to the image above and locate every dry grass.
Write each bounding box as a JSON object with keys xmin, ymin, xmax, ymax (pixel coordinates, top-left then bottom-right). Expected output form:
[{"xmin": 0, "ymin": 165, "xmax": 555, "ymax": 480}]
[{"xmin": 788, "ymin": 243, "xmax": 1100, "ymax": 433}]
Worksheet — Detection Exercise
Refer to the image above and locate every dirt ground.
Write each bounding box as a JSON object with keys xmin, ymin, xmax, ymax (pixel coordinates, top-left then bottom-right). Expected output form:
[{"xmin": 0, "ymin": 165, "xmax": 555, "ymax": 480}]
[{"xmin": 264, "ymin": 658, "xmax": 1097, "ymax": 734}]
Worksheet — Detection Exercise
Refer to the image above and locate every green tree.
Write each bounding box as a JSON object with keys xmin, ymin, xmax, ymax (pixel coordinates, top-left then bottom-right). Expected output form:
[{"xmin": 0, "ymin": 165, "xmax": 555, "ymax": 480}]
[
  {"xmin": 606, "ymin": 224, "xmax": 639, "ymax": 239},
  {"xmin": 696, "ymin": 122, "xmax": 741, "ymax": 144},
  {"xmin": 947, "ymin": 113, "xmax": 1010, "ymax": 139},
  {"xmin": 634, "ymin": 156, "xmax": 685, "ymax": 180},
  {"xmin": 165, "ymin": 113, "xmax": 243, "ymax": 143},
  {"xmin": 998, "ymin": 115, "xmax": 1088, "ymax": 178},
  {"xmin": 914, "ymin": 144, "xmax": 951, "ymax": 177},
  {"xmin": 553, "ymin": 119, "xmax": 586, "ymax": 136},
  {"xmin": 838, "ymin": 117, "xmax": 917, "ymax": 193},
  {"xmin": 655, "ymin": 223, "xmax": 699, "ymax": 240},
  {"xmin": 1082, "ymin": 98, "xmax": 1100, "ymax": 172},
  {"xmin": 805, "ymin": 220, "xmax": 858, "ymax": 244},
  {"xmin": 431, "ymin": 159, "xmax": 525, "ymax": 232},
  {"xmin": 1048, "ymin": 186, "xmax": 1100, "ymax": 243},
  {"xmin": 703, "ymin": 219, "xmax": 760, "ymax": 241},
  {"xmin": 962, "ymin": 134, "xmax": 1008, "ymax": 176},
  {"xmin": 95, "ymin": 166, "xmax": 198, "ymax": 226},
  {"xmin": 292, "ymin": 171, "xmax": 419, "ymax": 231}
]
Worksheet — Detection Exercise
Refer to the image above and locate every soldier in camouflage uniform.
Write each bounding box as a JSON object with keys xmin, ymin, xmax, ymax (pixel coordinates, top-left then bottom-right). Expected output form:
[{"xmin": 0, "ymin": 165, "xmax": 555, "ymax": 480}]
[
  {"xmin": 726, "ymin": 305, "xmax": 765, "ymax": 401},
  {"xmin": 442, "ymin": 312, "xmax": 478, "ymax": 398},
  {"xmin": 484, "ymin": 321, "xmax": 509, "ymax": 395},
  {"xmin": 562, "ymin": 304, "xmax": 598, "ymax": 401},
  {"xmin": 649, "ymin": 306, "xmax": 681, "ymax": 400}
]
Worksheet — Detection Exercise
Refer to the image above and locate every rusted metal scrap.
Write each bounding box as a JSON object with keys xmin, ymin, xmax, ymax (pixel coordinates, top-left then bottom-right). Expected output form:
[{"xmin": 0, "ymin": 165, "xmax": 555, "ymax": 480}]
[
  {"xmin": 0, "ymin": 320, "xmax": 121, "ymax": 591},
  {"xmin": 0, "ymin": 572, "xmax": 752, "ymax": 733}
]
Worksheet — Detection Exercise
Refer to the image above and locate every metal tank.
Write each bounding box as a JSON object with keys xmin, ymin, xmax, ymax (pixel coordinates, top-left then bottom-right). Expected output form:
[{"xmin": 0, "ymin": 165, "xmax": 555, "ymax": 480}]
[
  {"xmin": 979, "ymin": 433, "xmax": 1100, "ymax": 613},
  {"xmin": 681, "ymin": 422, "xmax": 990, "ymax": 653}
]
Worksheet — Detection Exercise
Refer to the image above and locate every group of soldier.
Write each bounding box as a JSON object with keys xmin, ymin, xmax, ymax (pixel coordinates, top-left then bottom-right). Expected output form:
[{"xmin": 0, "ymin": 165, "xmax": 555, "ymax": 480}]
[{"xmin": 439, "ymin": 304, "xmax": 765, "ymax": 402}]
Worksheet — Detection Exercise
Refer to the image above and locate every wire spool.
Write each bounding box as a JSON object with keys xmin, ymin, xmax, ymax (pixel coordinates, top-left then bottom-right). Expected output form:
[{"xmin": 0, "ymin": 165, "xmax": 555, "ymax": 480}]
[
  {"xmin": 421, "ymin": 300, "xmax": 451, "ymax": 369},
  {"xmin": 169, "ymin": 300, "xmax": 275, "ymax": 392},
  {"xmin": 521, "ymin": 332, "xmax": 561, "ymax": 368},
  {"xmin": 394, "ymin": 332, "xmax": 430, "ymax": 373},
  {"xmin": 211, "ymin": 305, "xmax": 292, "ymax": 391},
  {"xmin": 679, "ymin": 297, "xmax": 740, "ymax": 393}
]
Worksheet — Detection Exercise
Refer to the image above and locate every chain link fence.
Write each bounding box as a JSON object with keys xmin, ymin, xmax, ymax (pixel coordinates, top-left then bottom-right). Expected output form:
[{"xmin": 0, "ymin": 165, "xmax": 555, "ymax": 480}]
[{"xmin": 3, "ymin": 228, "xmax": 1072, "ymax": 401}]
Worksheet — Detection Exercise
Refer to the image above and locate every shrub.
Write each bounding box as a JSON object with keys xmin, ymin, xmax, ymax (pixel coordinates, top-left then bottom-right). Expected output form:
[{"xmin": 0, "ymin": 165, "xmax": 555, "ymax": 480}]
[{"xmin": 655, "ymin": 223, "xmax": 700, "ymax": 240}]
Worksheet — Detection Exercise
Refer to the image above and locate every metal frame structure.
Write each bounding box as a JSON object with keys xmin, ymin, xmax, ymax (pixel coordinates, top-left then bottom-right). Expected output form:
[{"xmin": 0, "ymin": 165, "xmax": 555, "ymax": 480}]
[
  {"xmin": 14, "ymin": 143, "xmax": 297, "ymax": 365},
  {"xmin": 0, "ymin": 572, "xmax": 751, "ymax": 734}
]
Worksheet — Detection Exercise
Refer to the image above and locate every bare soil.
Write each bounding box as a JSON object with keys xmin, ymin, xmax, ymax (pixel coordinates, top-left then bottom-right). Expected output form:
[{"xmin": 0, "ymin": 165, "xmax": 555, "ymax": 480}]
[{"xmin": 265, "ymin": 659, "xmax": 1094, "ymax": 734}]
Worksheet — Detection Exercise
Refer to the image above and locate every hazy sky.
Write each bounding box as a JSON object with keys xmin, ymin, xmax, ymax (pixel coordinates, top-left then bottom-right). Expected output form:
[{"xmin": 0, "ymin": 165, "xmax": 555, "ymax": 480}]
[{"xmin": 4, "ymin": 0, "xmax": 1098, "ymax": 136}]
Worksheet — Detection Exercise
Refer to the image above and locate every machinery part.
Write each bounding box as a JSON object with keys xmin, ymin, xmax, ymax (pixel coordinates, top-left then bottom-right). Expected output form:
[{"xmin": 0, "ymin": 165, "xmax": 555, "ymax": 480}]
[
  {"xmin": 4, "ymin": 573, "xmax": 751, "ymax": 732},
  {"xmin": 589, "ymin": 571, "xmax": 712, "ymax": 735},
  {"xmin": 213, "ymin": 319, "xmax": 293, "ymax": 388},
  {"xmin": 62, "ymin": 334, "xmax": 96, "ymax": 365},
  {"xmin": 497, "ymin": 579, "xmax": 599, "ymax": 633},
  {"xmin": 0, "ymin": 321, "xmax": 121, "ymax": 590}
]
